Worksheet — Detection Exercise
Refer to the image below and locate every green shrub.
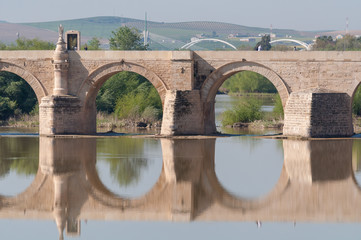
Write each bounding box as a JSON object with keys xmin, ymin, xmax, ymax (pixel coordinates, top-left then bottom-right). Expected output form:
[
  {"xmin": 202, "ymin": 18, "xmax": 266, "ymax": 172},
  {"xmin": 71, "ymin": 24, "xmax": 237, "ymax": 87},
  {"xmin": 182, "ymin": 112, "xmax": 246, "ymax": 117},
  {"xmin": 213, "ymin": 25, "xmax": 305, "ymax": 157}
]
[
  {"xmin": 272, "ymin": 94, "xmax": 284, "ymax": 119},
  {"xmin": 353, "ymin": 87, "xmax": 361, "ymax": 115},
  {"xmin": 221, "ymin": 98, "xmax": 263, "ymax": 126}
]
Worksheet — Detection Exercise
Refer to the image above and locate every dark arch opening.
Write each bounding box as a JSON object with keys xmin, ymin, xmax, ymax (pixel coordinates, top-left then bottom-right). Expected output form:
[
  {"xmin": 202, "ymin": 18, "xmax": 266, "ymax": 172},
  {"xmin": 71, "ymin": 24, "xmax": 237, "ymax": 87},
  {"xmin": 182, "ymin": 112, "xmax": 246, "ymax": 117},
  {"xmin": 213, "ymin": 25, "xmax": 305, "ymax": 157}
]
[
  {"xmin": 0, "ymin": 71, "xmax": 38, "ymax": 128},
  {"xmin": 352, "ymin": 83, "xmax": 361, "ymax": 135},
  {"xmin": 89, "ymin": 71, "xmax": 164, "ymax": 134},
  {"xmin": 208, "ymin": 70, "xmax": 284, "ymax": 135}
]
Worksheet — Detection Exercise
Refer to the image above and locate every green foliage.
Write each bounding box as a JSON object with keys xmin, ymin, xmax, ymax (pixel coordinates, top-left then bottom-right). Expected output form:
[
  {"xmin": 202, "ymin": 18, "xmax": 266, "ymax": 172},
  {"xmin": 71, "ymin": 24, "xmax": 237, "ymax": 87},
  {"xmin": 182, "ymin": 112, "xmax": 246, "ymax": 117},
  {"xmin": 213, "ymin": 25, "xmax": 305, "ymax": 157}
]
[
  {"xmin": 221, "ymin": 71, "xmax": 277, "ymax": 93},
  {"xmin": 221, "ymin": 98, "xmax": 263, "ymax": 126},
  {"xmin": 96, "ymin": 71, "xmax": 162, "ymax": 122},
  {"xmin": 6, "ymin": 37, "xmax": 55, "ymax": 50},
  {"xmin": 0, "ymin": 72, "xmax": 38, "ymax": 120},
  {"xmin": 115, "ymin": 82, "xmax": 162, "ymax": 121},
  {"xmin": 97, "ymin": 72, "xmax": 146, "ymax": 113},
  {"xmin": 87, "ymin": 37, "xmax": 100, "ymax": 50},
  {"xmin": 0, "ymin": 42, "xmax": 6, "ymax": 50},
  {"xmin": 109, "ymin": 26, "xmax": 147, "ymax": 50},
  {"xmin": 313, "ymin": 35, "xmax": 361, "ymax": 51},
  {"xmin": 254, "ymin": 35, "xmax": 271, "ymax": 51},
  {"xmin": 353, "ymin": 86, "xmax": 361, "ymax": 115},
  {"xmin": 272, "ymin": 94, "xmax": 284, "ymax": 119}
]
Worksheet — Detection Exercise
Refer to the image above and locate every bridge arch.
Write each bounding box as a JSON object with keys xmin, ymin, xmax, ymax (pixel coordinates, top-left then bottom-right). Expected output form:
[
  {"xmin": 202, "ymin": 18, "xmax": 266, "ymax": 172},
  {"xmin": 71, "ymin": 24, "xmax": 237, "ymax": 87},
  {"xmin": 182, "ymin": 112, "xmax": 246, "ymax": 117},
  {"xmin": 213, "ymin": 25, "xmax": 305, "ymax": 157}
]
[
  {"xmin": 77, "ymin": 61, "xmax": 169, "ymax": 105},
  {"xmin": 0, "ymin": 62, "xmax": 48, "ymax": 102},
  {"xmin": 270, "ymin": 39, "xmax": 312, "ymax": 50},
  {"xmin": 200, "ymin": 61, "xmax": 290, "ymax": 133},
  {"xmin": 180, "ymin": 38, "xmax": 237, "ymax": 50},
  {"xmin": 201, "ymin": 61, "xmax": 290, "ymax": 104}
]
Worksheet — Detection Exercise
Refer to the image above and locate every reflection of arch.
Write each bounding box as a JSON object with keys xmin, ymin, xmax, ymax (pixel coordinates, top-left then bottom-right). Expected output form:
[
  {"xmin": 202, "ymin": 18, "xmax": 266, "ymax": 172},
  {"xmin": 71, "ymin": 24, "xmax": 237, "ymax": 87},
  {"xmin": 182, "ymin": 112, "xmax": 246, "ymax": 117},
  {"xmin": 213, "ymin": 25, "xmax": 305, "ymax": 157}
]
[
  {"xmin": 201, "ymin": 61, "xmax": 290, "ymax": 105},
  {"xmin": 203, "ymin": 164, "xmax": 290, "ymax": 210},
  {"xmin": 77, "ymin": 61, "xmax": 169, "ymax": 105},
  {"xmin": 80, "ymin": 160, "xmax": 169, "ymax": 209},
  {"xmin": 0, "ymin": 169, "xmax": 48, "ymax": 207},
  {"xmin": 270, "ymin": 39, "xmax": 312, "ymax": 50},
  {"xmin": 0, "ymin": 62, "xmax": 48, "ymax": 102},
  {"xmin": 180, "ymin": 38, "xmax": 237, "ymax": 50}
]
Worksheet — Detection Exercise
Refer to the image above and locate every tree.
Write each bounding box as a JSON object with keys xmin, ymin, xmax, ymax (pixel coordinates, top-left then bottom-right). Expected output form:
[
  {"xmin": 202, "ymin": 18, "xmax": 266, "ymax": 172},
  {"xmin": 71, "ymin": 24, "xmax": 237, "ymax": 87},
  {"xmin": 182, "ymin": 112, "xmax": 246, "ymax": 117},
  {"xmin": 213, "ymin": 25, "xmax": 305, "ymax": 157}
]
[
  {"xmin": 0, "ymin": 72, "xmax": 37, "ymax": 120},
  {"xmin": 221, "ymin": 71, "xmax": 277, "ymax": 94},
  {"xmin": 313, "ymin": 36, "xmax": 335, "ymax": 50},
  {"xmin": 7, "ymin": 37, "xmax": 55, "ymax": 50},
  {"xmin": 254, "ymin": 35, "xmax": 271, "ymax": 51},
  {"xmin": 109, "ymin": 26, "xmax": 147, "ymax": 50},
  {"xmin": 87, "ymin": 37, "xmax": 100, "ymax": 50}
]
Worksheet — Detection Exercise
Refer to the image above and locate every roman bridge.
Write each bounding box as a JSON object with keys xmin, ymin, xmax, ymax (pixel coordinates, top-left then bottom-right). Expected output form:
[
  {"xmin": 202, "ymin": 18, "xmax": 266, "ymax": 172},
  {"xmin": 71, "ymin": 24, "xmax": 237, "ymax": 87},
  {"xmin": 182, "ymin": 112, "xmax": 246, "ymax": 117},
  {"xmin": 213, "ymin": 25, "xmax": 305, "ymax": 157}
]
[{"xmin": 1, "ymin": 33, "xmax": 361, "ymax": 137}]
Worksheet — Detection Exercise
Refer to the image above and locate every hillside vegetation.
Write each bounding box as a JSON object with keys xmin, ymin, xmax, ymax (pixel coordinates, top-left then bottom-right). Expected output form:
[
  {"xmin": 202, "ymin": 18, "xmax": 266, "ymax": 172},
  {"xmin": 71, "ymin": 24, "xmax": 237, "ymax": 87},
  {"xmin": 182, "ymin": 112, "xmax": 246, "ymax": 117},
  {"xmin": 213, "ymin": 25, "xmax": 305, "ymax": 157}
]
[{"xmin": 21, "ymin": 16, "xmax": 316, "ymax": 50}]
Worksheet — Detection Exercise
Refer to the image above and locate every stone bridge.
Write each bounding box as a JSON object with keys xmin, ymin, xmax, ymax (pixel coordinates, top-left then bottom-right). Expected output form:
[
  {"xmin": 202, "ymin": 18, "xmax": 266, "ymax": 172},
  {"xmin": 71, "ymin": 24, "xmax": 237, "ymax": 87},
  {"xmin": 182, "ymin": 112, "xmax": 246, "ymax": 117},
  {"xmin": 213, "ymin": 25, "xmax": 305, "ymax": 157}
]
[
  {"xmin": 0, "ymin": 137, "xmax": 359, "ymax": 238},
  {"xmin": 1, "ymin": 33, "xmax": 361, "ymax": 137}
]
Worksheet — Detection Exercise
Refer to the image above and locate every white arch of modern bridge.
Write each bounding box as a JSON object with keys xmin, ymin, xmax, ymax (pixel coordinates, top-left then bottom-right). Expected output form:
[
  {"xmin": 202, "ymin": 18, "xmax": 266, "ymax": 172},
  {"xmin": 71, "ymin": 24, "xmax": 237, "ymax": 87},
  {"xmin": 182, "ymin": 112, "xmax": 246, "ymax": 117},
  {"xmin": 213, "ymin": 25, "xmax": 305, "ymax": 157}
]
[
  {"xmin": 270, "ymin": 39, "xmax": 312, "ymax": 50},
  {"xmin": 180, "ymin": 38, "xmax": 237, "ymax": 50}
]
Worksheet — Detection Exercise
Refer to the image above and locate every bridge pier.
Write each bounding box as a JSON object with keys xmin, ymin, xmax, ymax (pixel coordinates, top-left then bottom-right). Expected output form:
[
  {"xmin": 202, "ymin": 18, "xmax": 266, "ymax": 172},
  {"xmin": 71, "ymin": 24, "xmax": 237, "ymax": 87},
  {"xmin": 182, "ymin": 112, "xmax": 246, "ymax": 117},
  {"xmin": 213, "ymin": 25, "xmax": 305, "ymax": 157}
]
[
  {"xmin": 283, "ymin": 88, "xmax": 353, "ymax": 138},
  {"xmin": 39, "ymin": 96, "xmax": 83, "ymax": 135},
  {"xmin": 161, "ymin": 90, "xmax": 204, "ymax": 135}
]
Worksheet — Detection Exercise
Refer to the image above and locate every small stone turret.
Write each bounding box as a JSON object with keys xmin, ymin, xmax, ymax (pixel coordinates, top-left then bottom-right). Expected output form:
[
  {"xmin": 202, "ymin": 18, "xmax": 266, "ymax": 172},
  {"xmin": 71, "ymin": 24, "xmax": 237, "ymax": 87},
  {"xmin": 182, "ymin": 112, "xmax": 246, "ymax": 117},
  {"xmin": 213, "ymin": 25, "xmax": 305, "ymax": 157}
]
[{"xmin": 53, "ymin": 24, "xmax": 69, "ymax": 95}]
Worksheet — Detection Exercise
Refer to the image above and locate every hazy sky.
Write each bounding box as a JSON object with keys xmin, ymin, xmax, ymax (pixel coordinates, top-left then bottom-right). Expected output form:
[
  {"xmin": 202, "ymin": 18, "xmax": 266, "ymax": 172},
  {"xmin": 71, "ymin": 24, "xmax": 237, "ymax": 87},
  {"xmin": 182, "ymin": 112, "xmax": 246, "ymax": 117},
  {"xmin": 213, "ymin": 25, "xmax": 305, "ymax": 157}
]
[{"xmin": 1, "ymin": 0, "xmax": 360, "ymax": 31}]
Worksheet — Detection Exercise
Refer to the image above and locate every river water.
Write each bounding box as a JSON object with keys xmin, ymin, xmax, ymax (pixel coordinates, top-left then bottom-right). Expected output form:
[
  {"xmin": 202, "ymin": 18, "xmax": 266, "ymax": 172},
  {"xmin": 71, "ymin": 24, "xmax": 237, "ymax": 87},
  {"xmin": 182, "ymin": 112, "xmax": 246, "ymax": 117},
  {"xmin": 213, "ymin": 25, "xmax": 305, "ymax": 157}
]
[{"xmin": 1, "ymin": 95, "xmax": 361, "ymax": 239}]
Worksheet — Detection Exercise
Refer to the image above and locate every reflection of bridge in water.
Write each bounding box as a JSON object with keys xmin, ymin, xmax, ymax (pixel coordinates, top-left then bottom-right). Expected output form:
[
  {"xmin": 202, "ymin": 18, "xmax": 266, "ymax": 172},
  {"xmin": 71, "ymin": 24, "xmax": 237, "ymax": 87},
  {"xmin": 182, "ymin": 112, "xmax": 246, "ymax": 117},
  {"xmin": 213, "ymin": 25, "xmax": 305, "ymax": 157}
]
[{"xmin": 0, "ymin": 137, "xmax": 360, "ymax": 238}]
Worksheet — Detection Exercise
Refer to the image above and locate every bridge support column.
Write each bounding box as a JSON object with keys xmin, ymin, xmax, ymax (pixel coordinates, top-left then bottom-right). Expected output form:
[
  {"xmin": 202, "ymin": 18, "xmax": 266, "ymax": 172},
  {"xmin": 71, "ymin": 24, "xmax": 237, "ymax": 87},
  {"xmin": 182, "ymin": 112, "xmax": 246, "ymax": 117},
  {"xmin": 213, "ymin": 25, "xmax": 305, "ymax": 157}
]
[
  {"xmin": 283, "ymin": 88, "xmax": 353, "ymax": 138},
  {"xmin": 39, "ymin": 96, "xmax": 83, "ymax": 135},
  {"xmin": 161, "ymin": 90, "xmax": 204, "ymax": 135}
]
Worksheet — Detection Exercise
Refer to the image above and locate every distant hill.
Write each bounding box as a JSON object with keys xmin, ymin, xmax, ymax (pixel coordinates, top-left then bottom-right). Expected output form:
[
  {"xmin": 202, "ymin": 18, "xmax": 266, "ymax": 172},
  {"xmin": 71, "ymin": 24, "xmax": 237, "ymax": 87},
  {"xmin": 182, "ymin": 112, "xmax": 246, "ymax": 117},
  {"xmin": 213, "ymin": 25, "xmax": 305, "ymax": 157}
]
[
  {"xmin": 319, "ymin": 30, "xmax": 361, "ymax": 37},
  {"xmin": 0, "ymin": 16, "xmax": 327, "ymax": 50},
  {"xmin": 0, "ymin": 22, "xmax": 58, "ymax": 44},
  {"xmin": 19, "ymin": 16, "xmax": 318, "ymax": 50}
]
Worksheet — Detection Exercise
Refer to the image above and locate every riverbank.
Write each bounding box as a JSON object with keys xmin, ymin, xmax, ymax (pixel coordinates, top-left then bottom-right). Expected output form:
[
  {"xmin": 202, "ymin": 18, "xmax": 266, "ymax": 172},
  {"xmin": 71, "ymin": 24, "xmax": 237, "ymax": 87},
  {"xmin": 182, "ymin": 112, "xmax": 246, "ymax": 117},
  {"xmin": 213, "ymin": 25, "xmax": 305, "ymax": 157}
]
[
  {"xmin": 223, "ymin": 119, "xmax": 283, "ymax": 130},
  {"xmin": 3, "ymin": 113, "xmax": 361, "ymax": 134},
  {"xmin": 0, "ymin": 115, "xmax": 39, "ymax": 128},
  {"xmin": 0, "ymin": 112, "xmax": 161, "ymax": 131}
]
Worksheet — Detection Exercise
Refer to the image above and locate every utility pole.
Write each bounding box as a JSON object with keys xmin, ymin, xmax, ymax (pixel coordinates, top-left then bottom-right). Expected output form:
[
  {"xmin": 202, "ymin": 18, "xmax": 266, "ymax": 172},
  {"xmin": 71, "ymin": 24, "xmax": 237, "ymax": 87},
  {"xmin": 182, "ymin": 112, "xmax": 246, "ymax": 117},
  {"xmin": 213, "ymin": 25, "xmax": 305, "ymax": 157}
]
[
  {"xmin": 346, "ymin": 17, "xmax": 349, "ymax": 35},
  {"xmin": 144, "ymin": 12, "xmax": 148, "ymax": 46}
]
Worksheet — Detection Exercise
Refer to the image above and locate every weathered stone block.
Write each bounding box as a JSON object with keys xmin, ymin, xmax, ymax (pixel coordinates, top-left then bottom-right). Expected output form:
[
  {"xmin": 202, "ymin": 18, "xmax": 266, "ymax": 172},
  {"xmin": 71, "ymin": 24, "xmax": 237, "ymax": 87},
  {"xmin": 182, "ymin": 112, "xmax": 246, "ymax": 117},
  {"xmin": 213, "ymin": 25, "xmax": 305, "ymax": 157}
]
[
  {"xmin": 161, "ymin": 90, "xmax": 203, "ymax": 135},
  {"xmin": 39, "ymin": 95, "xmax": 82, "ymax": 135},
  {"xmin": 283, "ymin": 88, "xmax": 353, "ymax": 137}
]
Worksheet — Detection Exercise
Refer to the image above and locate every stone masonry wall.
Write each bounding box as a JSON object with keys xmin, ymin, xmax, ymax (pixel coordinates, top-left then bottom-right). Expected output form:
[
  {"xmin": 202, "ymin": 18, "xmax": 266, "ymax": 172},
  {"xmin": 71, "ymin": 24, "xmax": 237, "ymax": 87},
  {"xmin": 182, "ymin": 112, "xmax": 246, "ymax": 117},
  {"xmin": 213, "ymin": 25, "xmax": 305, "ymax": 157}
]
[
  {"xmin": 161, "ymin": 90, "xmax": 203, "ymax": 135},
  {"xmin": 39, "ymin": 96, "xmax": 83, "ymax": 135},
  {"xmin": 283, "ymin": 88, "xmax": 353, "ymax": 137}
]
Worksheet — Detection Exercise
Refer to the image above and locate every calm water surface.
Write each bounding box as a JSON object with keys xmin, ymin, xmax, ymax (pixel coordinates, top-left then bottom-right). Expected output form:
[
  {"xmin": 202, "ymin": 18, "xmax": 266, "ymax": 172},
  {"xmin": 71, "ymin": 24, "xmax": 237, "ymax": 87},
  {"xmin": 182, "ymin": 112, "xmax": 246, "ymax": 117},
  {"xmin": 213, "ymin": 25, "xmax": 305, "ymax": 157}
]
[{"xmin": 1, "ymin": 95, "xmax": 361, "ymax": 239}]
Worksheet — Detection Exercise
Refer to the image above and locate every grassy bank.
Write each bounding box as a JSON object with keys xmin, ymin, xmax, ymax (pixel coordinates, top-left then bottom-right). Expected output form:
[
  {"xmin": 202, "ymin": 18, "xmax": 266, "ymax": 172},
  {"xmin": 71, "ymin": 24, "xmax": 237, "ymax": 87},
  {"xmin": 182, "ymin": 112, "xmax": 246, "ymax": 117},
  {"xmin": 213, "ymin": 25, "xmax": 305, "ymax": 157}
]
[
  {"xmin": 96, "ymin": 112, "xmax": 161, "ymax": 132},
  {"xmin": 0, "ymin": 112, "xmax": 161, "ymax": 131},
  {"xmin": 0, "ymin": 114, "xmax": 39, "ymax": 128}
]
